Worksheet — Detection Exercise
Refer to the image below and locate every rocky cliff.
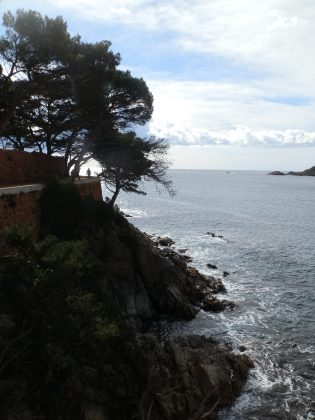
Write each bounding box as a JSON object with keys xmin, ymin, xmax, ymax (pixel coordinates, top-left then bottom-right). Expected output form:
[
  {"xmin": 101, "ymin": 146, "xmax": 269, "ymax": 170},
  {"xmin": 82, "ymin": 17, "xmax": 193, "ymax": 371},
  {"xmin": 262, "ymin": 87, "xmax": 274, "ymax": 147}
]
[
  {"xmin": 0, "ymin": 192, "xmax": 252, "ymax": 420},
  {"xmin": 98, "ymin": 220, "xmax": 235, "ymax": 328}
]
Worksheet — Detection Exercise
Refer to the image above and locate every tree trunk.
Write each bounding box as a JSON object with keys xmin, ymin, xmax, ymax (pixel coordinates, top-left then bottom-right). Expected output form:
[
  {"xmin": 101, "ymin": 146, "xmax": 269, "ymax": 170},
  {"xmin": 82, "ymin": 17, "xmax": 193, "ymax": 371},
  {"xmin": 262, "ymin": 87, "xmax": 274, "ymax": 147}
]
[{"xmin": 109, "ymin": 186, "xmax": 120, "ymax": 207}]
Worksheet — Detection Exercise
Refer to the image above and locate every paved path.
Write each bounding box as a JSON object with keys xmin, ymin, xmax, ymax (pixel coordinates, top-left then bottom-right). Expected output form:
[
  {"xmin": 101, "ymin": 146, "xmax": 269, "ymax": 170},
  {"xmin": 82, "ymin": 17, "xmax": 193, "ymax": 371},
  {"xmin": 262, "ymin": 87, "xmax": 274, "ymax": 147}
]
[{"xmin": 0, "ymin": 177, "xmax": 100, "ymax": 197}]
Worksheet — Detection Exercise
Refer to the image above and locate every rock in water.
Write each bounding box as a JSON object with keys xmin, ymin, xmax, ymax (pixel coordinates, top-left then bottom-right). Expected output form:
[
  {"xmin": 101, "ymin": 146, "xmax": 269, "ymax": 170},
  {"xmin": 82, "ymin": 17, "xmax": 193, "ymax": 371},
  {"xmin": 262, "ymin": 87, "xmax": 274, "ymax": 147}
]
[{"xmin": 207, "ymin": 263, "xmax": 218, "ymax": 269}]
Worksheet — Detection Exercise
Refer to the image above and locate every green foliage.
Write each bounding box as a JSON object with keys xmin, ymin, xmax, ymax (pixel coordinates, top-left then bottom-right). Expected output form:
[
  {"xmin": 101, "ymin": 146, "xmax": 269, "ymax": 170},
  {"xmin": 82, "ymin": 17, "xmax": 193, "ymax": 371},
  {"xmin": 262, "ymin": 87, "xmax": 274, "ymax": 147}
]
[
  {"xmin": 0, "ymin": 231, "xmax": 120, "ymax": 355},
  {"xmin": 0, "ymin": 9, "xmax": 154, "ymax": 173},
  {"xmin": 39, "ymin": 177, "xmax": 114, "ymax": 239},
  {"xmin": 0, "ymin": 226, "xmax": 124, "ymax": 416},
  {"xmin": 3, "ymin": 224, "xmax": 34, "ymax": 252},
  {"xmin": 0, "ymin": 9, "xmax": 172, "ymax": 207},
  {"xmin": 98, "ymin": 132, "xmax": 175, "ymax": 205},
  {"xmin": 40, "ymin": 177, "xmax": 84, "ymax": 240}
]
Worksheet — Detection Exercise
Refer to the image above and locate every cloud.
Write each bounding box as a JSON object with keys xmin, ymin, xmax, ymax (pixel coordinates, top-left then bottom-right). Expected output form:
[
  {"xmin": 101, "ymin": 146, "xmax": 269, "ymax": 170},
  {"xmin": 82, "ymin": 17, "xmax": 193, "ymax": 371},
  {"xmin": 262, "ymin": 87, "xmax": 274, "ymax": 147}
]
[
  {"xmin": 51, "ymin": 0, "xmax": 315, "ymax": 135},
  {"xmin": 146, "ymin": 79, "xmax": 315, "ymax": 133},
  {"xmin": 37, "ymin": 0, "xmax": 315, "ymax": 152},
  {"xmin": 149, "ymin": 123, "xmax": 315, "ymax": 148},
  {"xmin": 53, "ymin": 0, "xmax": 315, "ymax": 91}
]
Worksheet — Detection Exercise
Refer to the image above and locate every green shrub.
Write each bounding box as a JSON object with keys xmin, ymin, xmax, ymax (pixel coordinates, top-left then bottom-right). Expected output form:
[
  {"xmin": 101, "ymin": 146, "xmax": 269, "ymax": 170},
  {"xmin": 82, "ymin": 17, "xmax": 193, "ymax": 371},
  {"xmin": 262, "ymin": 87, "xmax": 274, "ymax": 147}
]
[
  {"xmin": 40, "ymin": 177, "xmax": 115, "ymax": 240},
  {"xmin": 40, "ymin": 177, "xmax": 84, "ymax": 240}
]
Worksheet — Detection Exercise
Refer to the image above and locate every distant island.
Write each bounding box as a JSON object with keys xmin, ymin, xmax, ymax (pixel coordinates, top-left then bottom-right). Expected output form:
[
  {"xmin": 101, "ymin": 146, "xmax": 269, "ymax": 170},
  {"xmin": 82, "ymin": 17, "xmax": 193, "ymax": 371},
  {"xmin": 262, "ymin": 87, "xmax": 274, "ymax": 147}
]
[{"xmin": 268, "ymin": 165, "xmax": 315, "ymax": 176}]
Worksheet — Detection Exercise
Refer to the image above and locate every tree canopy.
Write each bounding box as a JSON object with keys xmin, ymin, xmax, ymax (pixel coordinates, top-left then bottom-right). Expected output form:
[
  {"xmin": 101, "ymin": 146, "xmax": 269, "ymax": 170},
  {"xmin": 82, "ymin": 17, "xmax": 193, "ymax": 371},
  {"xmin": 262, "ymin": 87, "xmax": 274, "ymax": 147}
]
[
  {"xmin": 0, "ymin": 9, "xmax": 173, "ymax": 202},
  {"xmin": 98, "ymin": 132, "xmax": 175, "ymax": 206}
]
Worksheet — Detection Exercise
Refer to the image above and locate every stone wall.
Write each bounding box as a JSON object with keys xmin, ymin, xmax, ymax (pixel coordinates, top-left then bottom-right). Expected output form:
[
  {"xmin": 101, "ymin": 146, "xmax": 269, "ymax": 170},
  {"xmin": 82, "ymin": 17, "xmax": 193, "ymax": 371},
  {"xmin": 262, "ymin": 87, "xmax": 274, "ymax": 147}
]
[{"xmin": 0, "ymin": 150, "xmax": 66, "ymax": 186}]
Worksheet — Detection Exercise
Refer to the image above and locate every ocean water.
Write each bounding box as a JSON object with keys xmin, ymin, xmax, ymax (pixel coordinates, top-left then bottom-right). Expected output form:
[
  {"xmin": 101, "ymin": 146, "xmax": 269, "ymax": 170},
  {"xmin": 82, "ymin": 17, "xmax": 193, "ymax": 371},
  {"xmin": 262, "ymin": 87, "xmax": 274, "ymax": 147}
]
[{"xmin": 113, "ymin": 170, "xmax": 315, "ymax": 419}]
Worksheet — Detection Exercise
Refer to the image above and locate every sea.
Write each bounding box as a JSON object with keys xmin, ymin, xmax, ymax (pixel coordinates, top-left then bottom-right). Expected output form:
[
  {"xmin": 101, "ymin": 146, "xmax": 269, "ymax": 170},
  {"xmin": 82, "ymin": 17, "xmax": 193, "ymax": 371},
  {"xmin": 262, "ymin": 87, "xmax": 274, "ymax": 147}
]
[{"xmin": 111, "ymin": 170, "xmax": 315, "ymax": 420}]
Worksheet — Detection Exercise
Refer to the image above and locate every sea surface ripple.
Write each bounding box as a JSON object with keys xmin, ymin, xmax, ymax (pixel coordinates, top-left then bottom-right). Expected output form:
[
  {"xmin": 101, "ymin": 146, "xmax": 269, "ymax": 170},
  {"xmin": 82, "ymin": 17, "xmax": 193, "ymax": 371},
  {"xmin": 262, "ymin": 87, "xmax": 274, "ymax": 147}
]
[{"xmin": 114, "ymin": 170, "xmax": 315, "ymax": 419}]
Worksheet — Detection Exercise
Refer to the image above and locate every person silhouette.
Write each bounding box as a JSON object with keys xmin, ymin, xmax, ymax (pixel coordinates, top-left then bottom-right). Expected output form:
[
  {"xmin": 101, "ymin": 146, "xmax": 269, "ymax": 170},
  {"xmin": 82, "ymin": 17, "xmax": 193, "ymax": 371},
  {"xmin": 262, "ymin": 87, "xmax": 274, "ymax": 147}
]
[{"xmin": 86, "ymin": 168, "xmax": 91, "ymax": 178}]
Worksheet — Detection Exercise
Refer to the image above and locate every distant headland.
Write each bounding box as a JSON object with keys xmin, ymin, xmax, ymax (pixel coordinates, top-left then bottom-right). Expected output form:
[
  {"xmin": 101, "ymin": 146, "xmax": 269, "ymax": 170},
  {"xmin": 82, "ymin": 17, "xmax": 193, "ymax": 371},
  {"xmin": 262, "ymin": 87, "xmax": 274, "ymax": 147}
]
[{"xmin": 268, "ymin": 166, "xmax": 315, "ymax": 176}]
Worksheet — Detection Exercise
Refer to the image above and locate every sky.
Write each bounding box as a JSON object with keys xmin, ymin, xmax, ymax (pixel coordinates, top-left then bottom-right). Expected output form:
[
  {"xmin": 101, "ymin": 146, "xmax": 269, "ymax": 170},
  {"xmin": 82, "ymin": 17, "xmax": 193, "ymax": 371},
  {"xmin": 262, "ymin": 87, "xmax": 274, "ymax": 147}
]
[{"xmin": 2, "ymin": 0, "xmax": 315, "ymax": 170}]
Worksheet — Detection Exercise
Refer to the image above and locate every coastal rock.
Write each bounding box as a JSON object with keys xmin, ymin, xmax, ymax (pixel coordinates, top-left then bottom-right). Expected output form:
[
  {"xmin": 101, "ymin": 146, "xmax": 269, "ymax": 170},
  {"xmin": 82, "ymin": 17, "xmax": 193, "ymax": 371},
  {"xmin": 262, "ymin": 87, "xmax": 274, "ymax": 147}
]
[
  {"xmin": 206, "ymin": 232, "xmax": 225, "ymax": 240},
  {"xmin": 295, "ymin": 165, "xmax": 315, "ymax": 176},
  {"xmin": 207, "ymin": 263, "xmax": 218, "ymax": 269},
  {"xmin": 130, "ymin": 334, "xmax": 253, "ymax": 420},
  {"xmin": 76, "ymin": 334, "xmax": 252, "ymax": 420},
  {"xmin": 201, "ymin": 295, "xmax": 235, "ymax": 312},
  {"xmin": 270, "ymin": 166, "xmax": 315, "ymax": 176},
  {"xmin": 268, "ymin": 171, "xmax": 285, "ymax": 175},
  {"xmin": 157, "ymin": 236, "xmax": 175, "ymax": 247},
  {"xmin": 99, "ymin": 219, "xmax": 233, "ymax": 327},
  {"xmin": 206, "ymin": 231, "xmax": 216, "ymax": 237},
  {"xmin": 160, "ymin": 247, "xmax": 192, "ymax": 264},
  {"xmin": 223, "ymin": 270, "xmax": 230, "ymax": 277}
]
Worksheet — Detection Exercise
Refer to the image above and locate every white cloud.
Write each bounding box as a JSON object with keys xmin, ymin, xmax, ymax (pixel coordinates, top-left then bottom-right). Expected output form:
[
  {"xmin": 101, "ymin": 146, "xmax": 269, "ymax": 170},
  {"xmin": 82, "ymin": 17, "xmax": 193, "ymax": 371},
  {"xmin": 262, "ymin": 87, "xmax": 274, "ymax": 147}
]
[
  {"xmin": 4, "ymin": 0, "xmax": 315, "ymax": 168},
  {"xmin": 149, "ymin": 122, "xmax": 315, "ymax": 148},
  {"xmin": 53, "ymin": 0, "xmax": 315, "ymax": 91},
  {"xmin": 50, "ymin": 0, "xmax": 315, "ymax": 149},
  {"xmin": 146, "ymin": 78, "xmax": 315, "ymax": 135}
]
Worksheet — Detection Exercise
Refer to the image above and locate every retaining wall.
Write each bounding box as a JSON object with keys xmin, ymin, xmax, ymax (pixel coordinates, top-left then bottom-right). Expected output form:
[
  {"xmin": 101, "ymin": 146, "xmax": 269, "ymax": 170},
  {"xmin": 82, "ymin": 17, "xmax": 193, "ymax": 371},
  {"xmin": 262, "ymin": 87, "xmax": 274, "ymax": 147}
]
[
  {"xmin": 0, "ymin": 179, "xmax": 103, "ymax": 239},
  {"xmin": 0, "ymin": 150, "xmax": 66, "ymax": 186}
]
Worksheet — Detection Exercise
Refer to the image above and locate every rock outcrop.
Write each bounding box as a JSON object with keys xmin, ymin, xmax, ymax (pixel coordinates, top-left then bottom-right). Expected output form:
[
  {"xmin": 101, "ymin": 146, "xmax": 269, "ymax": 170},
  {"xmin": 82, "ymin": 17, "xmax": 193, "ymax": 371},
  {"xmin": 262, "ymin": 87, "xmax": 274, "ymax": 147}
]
[
  {"xmin": 292, "ymin": 166, "xmax": 315, "ymax": 176},
  {"xmin": 269, "ymin": 166, "xmax": 315, "ymax": 176},
  {"xmin": 268, "ymin": 171, "xmax": 285, "ymax": 175},
  {"xmin": 134, "ymin": 334, "xmax": 253, "ymax": 420},
  {"xmin": 98, "ymin": 220, "xmax": 235, "ymax": 328}
]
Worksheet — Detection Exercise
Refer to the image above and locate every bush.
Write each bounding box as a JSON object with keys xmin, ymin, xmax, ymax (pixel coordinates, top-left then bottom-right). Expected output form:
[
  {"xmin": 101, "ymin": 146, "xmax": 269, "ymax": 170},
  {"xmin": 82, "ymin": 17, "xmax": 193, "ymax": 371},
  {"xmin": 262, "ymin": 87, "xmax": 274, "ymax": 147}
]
[
  {"xmin": 40, "ymin": 177, "xmax": 115, "ymax": 240},
  {"xmin": 0, "ymin": 232, "xmax": 120, "ymax": 366},
  {"xmin": 40, "ymin": 177, "xmax": 84, "ymax": 240}
]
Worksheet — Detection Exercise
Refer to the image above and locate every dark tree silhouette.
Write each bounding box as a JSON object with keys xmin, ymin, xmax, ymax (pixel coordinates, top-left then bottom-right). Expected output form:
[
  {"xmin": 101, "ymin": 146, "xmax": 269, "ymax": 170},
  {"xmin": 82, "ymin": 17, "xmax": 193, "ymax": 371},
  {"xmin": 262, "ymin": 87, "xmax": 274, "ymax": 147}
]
[
  {"xmin": 0, "ymin": 10, "xmax": 153, "ymax": 173},
  {"xmin": 98, "ymin": 132, "xmax": 175, "ymax": 206}
]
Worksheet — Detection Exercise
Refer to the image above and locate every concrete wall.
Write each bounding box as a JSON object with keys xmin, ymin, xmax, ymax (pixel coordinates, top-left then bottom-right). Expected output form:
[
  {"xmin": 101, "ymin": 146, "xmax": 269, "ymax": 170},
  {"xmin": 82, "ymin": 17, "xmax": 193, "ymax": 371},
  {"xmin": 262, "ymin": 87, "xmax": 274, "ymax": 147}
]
[
  {"xmin": 0, "ymin": 179, "xmax": 103, "ymax": 239},
  {"xmin": 0, "ymin": 150, "xmax": 66, "ymax": 186}
]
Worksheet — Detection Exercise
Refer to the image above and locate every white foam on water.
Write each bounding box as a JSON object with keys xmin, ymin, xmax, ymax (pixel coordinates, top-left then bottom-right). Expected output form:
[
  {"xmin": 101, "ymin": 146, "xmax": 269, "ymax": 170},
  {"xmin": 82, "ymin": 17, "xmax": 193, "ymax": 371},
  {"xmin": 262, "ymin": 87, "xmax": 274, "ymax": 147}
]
[
  {"xmin": 120, "ymin": 208, "xmax": 148, "ymax": 218},
  {"xmin": 298, "ymin": 345, "xmax": 315, "ymax": 354}
]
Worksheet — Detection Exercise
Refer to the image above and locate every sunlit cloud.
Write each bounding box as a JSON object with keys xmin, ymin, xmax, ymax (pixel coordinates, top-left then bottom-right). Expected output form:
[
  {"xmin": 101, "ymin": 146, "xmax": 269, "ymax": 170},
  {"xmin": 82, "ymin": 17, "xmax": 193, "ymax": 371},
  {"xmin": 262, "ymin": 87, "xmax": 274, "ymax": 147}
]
[
  {"xmin": 146, "ymin": 79, "xmax": 315, "ymax": 136},
  {"xmin": 49, "ymin": 0, "xmax": 315, "ymax": 149},
  {"xmin": 150, "ymin": 123, "xmax": 315, "ymax": 147},
  {"xmin": 53, "ymin": 0, "xmax": 315, "ymax": 94}
]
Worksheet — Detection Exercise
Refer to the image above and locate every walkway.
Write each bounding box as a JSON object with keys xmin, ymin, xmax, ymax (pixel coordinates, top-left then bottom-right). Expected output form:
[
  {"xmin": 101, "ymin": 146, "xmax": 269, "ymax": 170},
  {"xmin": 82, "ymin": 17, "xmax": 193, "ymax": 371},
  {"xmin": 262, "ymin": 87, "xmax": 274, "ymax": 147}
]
[{"xmin": 0, "ymin": 177, "xmax": 100, "ymax": 197}]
